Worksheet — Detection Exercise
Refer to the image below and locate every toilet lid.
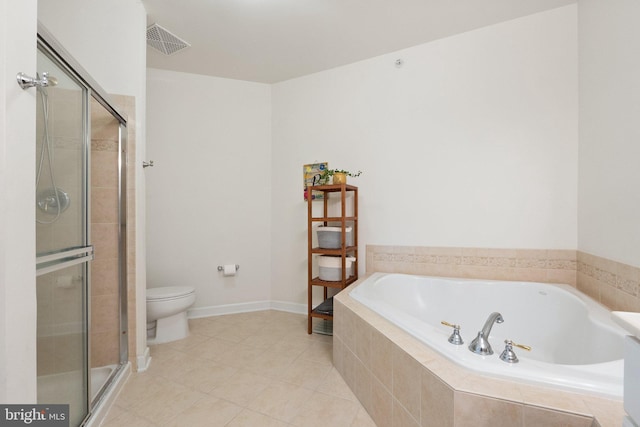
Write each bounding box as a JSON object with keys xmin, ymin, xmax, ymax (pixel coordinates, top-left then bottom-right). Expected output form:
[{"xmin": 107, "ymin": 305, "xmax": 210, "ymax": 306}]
[{"xmin": 147, "ymin": 286, "xmax": 195, "ymax": 300}]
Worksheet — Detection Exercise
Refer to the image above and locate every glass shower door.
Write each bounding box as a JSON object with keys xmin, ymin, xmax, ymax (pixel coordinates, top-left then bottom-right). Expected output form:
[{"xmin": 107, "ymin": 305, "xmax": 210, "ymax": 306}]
[{"xmin": 35, "ymin": 48, "xmax": 91, "ymax": 427}]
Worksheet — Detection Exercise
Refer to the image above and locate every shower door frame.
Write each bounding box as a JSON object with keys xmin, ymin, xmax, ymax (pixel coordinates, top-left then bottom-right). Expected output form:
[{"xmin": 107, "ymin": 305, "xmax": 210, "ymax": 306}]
[{"xmin": 36, "ymin": 22, "xmax": 129, "ymax": 424}]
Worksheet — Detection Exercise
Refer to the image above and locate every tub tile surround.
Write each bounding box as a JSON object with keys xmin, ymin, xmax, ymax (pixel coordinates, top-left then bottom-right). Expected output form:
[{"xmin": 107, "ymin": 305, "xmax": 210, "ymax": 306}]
[
  {"xmin": 334, "ymin": 290, "xmax": 623, "ymax": 427},
  {"xmin": 577, "ymin": 251, "xmax": 640, "ymax": 313},
  {"xmin": 354, "ymin": 245, "xmax": 637, "ymax": 425},
  {"xmin": 367, "ymin": 245, "xmax": 640, "ymax": 312}
]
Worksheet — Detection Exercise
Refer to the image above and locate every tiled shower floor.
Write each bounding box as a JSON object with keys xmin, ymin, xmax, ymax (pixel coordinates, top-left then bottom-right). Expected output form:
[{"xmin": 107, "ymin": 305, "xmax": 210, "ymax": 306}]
[{"xmin": 101, "ymin": 310, "xmax": 375, "ymax": 427}]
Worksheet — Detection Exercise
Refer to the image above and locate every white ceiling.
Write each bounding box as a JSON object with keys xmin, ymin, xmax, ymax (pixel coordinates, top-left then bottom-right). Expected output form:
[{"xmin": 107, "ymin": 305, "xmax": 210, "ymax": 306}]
[{"xmin": 142, "ymin": 0, "xmax": 576, "ymax": 84}]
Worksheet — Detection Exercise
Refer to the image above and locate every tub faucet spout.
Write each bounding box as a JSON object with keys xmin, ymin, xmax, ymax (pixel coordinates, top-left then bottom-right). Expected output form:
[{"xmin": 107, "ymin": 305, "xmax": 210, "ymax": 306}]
[{"xmin": 468, "ymin": 312, "xmax": 504, "ymax": 355}]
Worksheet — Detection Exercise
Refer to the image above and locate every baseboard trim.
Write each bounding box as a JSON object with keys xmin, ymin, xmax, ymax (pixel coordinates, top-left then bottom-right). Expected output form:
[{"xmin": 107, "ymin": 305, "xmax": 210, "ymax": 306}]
[
  {"xmin": 136, "ymin": 346, "xmax": 151, "ymax": 372},
  {"xmin": 188, "ymin": 300, "xmax": 306, "ymax": 319},
  {"xmin": 270, "ymin": 300, "xmax": 306, "ymax": 315}
]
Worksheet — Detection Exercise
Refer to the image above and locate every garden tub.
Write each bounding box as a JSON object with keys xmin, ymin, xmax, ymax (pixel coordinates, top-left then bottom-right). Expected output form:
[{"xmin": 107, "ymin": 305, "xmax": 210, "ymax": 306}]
[{"xmin": 349, "ymin": 272, "xmax": 625, "ymax": 398}]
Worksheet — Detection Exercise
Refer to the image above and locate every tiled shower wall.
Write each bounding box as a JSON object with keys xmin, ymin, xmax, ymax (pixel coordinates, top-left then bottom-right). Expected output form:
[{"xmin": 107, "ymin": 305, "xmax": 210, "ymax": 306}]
[
  {"xmin": 90, "ymin": 94, "xmax": 137, "ymax": 369},
  {"xmin": 90, "ymin": 97, "xmax": 121, "ymax": 368},
  {"xmin": 118, "ymin": 94, "xmax": 138, "ymax": 370},
  {"xmin": 366, "ymin": 245, "xmax": 640, "ymax": 312}
]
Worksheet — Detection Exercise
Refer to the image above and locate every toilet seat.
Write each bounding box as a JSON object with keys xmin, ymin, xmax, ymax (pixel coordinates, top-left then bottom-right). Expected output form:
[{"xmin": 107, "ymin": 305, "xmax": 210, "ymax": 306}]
[{"xmin": 147, "ymin": 286, "xmax": 195, "ymax": 301}]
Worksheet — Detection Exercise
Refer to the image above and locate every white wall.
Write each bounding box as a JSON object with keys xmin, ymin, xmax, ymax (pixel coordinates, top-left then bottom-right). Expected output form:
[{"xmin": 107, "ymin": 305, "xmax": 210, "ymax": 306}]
[
  {"xmin": 0, "ymin": 0, "xmax": 38, "ymax": 403},
  {"xmin": 271, "ymin": 5, "xmax": 578, "ymax": 304},
  {"xmin": 578, "ymin": 0, "xmax": 640, "ymax": 267},
  {"xmin": 146, "ymin": 69, "xmax": 272, "ymax": 314},
  {"xmin": 39, "ymin": 0, "xmax": 149, "ymax": 361}
]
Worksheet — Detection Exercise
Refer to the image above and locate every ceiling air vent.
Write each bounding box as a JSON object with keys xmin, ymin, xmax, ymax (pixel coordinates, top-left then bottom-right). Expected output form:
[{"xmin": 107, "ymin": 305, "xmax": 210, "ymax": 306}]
[{"xmin": 146, "ymin": 23, "xmax": 191, "ymax": 56}]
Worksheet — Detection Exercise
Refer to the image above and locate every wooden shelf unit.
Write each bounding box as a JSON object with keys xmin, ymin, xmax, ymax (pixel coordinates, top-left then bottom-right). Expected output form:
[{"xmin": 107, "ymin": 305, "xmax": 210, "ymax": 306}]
[{"xmin": 307, "ymin": 184, "xmax": 358, "ymax": 334}]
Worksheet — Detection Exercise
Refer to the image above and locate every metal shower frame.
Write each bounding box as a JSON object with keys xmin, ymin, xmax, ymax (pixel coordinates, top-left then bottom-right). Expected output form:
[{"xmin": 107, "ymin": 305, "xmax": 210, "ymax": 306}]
[{"xmin": 36, "ymin": 21, "xmax": 130, "ymax": 424}]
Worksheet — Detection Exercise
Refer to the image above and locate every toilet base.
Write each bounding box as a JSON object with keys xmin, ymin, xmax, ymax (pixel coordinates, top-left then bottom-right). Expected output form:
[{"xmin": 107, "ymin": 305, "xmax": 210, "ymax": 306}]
[{"xmin": 147, "ymin": 311, "xmax": 190, "ymax": 345}]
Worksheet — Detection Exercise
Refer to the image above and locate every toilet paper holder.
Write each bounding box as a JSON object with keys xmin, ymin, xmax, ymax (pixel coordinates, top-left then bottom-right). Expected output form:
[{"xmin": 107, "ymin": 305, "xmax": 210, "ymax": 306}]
[{"xmin": 217, "ymin": 265, "xmax": 240, "ymax": 272}]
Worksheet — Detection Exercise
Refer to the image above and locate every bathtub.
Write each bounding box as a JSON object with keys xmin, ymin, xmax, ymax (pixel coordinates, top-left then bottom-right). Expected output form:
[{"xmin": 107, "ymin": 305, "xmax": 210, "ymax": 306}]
[{"xmin": 349, "ymin": 272, "xmax": 626, "ymax": 398}]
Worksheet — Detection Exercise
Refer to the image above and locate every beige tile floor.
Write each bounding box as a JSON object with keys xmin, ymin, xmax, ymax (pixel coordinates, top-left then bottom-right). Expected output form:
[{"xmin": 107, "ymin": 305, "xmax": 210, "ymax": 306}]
[{"xmin": 101, "ymin": 310, "xmax": 376, "ymax": 427}]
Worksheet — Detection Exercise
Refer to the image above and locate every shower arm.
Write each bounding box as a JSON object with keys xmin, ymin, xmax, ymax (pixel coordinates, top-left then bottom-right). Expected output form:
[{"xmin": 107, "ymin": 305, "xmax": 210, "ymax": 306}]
[{"xmin": 16, "ymin": 71, "xmax": 57, "ymax": 89}]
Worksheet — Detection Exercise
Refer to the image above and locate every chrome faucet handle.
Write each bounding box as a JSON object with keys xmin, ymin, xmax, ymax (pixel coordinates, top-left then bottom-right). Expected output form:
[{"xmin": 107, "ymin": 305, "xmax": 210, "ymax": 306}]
[
  {"xmin": 499, "ymin": 339, "xmax": 531, "ymax": 363},
  {"xmin": 441, "ymin": 321, "xmax": 464, "ymax": 345}
]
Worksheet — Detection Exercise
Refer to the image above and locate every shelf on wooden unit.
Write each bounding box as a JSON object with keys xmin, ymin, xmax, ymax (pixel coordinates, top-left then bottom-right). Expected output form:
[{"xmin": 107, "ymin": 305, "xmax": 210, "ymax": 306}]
[
  {"xmin": 309, "ymin": 216, "xmax": 358, "ymax": 222},
  {"xmin": 310, "ymin": 246, "xmax": 357, "ymax": 255},
  {"xmin": 310, "ymin": 276, "xmax": 358, "ymax": 289}
]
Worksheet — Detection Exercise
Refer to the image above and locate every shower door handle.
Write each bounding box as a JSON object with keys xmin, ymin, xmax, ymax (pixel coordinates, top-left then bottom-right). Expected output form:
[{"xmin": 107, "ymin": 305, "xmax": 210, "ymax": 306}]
[{"xmin": 36, "ymin": 246, "xmax": 94, "ymax": 276}]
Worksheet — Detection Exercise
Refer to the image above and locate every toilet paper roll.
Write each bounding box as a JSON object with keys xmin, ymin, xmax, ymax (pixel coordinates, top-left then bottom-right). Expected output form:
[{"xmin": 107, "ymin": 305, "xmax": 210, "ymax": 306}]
[{"xmin": 223, "ymin": 264, "xmax": 237, "ymax": 276}]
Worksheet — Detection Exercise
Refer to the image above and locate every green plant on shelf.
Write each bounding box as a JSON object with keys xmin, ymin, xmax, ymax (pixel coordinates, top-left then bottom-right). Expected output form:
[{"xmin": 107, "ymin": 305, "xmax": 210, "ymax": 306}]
[{"xmin": 320, "ymin": 169, "xmax": 362, "ymax": 184}]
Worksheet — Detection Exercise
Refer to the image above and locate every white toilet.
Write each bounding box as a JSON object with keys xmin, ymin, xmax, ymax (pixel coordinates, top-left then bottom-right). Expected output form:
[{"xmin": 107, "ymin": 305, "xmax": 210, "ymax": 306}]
[{"xmin": 146, "ymin": 286, "xmax": 196, "ymax": 345}]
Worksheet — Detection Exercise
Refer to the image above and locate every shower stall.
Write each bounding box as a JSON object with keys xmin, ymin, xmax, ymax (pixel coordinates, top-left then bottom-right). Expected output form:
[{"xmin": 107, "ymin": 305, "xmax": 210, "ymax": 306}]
[{"xmin": 33, "ymin": 26, "xmax": 130, "ymax": 426}]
